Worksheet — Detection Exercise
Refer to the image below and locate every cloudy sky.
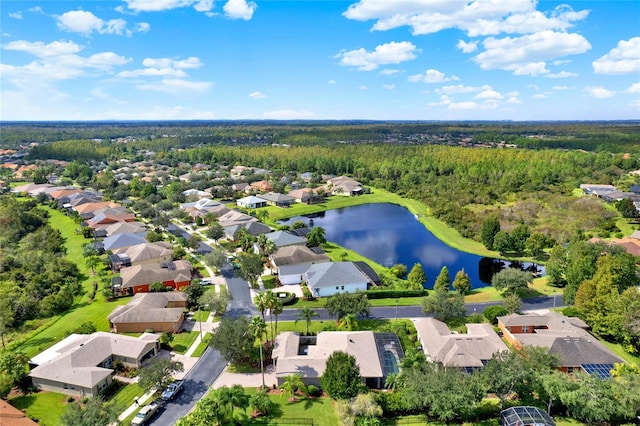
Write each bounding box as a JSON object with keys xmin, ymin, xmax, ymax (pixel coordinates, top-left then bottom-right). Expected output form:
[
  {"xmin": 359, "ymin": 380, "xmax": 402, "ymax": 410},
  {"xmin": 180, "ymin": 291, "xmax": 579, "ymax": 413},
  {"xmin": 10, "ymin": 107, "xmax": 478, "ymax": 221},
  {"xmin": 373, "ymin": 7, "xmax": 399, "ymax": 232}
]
[{"xmin": 1, "ymin": 0, "xmax": 639, "ymax": 120}]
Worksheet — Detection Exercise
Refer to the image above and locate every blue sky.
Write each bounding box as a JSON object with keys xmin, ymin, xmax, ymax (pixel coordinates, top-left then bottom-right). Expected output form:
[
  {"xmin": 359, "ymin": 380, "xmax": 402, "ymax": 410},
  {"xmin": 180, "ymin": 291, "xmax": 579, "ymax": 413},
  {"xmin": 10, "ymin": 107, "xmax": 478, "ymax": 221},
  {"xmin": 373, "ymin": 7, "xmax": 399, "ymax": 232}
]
[{"xmin": 1, "ymin": 0, "xmax": 639, "ymax": 121}]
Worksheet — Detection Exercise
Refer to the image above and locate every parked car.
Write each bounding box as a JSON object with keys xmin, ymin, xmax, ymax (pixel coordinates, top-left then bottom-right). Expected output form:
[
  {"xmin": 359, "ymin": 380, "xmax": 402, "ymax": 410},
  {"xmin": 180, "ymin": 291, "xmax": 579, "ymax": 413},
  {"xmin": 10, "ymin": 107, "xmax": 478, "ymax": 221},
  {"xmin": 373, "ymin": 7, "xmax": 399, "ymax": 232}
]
[
  {"xmin": 131, "ymin": 400, "xmax": 161, "ymax": 426},
  {"xmin": 161, "ymin": 380, "xmax": 184, "ymax": 401},
  {"xmin": 199, "ymin": 278, "xmax": 213, "ymax": 286}
]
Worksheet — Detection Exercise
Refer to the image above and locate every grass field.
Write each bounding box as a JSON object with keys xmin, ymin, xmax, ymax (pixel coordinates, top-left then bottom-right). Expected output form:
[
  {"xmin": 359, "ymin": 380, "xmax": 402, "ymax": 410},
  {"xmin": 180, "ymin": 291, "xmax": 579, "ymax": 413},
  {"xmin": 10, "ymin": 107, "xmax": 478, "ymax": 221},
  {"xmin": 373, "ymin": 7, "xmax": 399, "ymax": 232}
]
[
  {"xmin": 171, "ymin": 331, "xmax": 199, "ymax": 354},
  {"xmin": 10, "ymin": 391, "xmax": 70, "ymax": 426}
]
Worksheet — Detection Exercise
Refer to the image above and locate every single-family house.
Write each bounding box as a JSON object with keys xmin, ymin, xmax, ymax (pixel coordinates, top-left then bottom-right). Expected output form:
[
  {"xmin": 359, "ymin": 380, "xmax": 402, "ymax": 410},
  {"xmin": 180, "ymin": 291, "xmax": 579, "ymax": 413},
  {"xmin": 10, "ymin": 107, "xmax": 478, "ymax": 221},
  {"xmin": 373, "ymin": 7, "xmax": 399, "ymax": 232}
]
[
  {"xmin": 231, "ymin": 182, "xmax": 250, "ymax": 192},
  {"xmin": 326, "ymin": 176, "xmax": 364, "ymax": 196},
  {"xmin": 288, "ymin": 188, "xmax": 323, "ymax": 204},
  {"xmin": 112, "ymin": 241, "xmax": 173, "ymax": 266},
  {"xmin": 257, "ymin": 192, "xmax": 295, "ymax": 208},
  {"xmin": 107, "ymin": 292, "xmax": 187, "ymax": 333},
  {"xmin": 304, "ymin": 262, "xmax": 370, "ymax": 297},
  {"xmin": 223, "ymin": 221, "xmax": 272, "ymax": 240},
  {"xmin": 259, "ymin": 231, "xmax": 307, "ymax": 252},
  {"xmin": 217, "ymin": 210, "xmax": 258, "ymax": 228},
  {"xmin": 102, "ymin": 232, "xmax": 148, "ymax": 252},
  {"xmin": 498, "ymin": 312, "xmax": 623, "ymax": 377},
  {"xmin": 270, "ymin": 245, "xmax": 330, "ymax": 284},
  {"xmin": 117, "ymin": 260, "xmax": 193, "ymax": 294},
  {"xmin": 182, "ymin": 188, "xmax": 211, "ymax": 199},
  {"xmin": 86, "ymin": 209, "xmax": 136, "ymax": 229},
  {"xmin": 272, "ymin": 331, "xmax": 403, "ymax": 388},
  {"xmin": 414, "ymin": 318, "xmax": 508, "ymax": 371},
  {"xmin": 251, "ymin": 180, "xmax": 273, "ymax": 192},
  {"xmin": 29, "ymin": 332, "xmax": 159, "ymax": 397},
  {"xmin": 96, "ymin": 221, "xmax": 147, "ymax": 237},
  {"xmin": 237, "ymin": 195, "xmax": 267, "ymax": 209},
  {"xmin": 579, "ymin": 184, "xmax": 616, "ymax": 195},
  {"xmin": 11, "ymin": 183, "xmax": 53, "ymax": 196}
]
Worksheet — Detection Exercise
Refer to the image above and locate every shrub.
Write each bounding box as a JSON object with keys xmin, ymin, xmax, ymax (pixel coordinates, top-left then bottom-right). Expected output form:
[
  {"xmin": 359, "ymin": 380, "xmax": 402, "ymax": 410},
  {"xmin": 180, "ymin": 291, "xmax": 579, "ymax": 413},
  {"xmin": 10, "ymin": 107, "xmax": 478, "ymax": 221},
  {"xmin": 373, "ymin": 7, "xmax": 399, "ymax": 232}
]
[
  {"xmin": 483, "ymin": 305, "xmax": 508, "ymax": 324},
  {"xmin": 277, "ymin": 292, "xmax": 296, "ymax": 305},
  {"xmin": 365, "ymin": 289, "xmax": 426, "ymax": 299},
  {"xmin": 562, "ymin": 306, "xmax": 584, "ymax": 318},
  {"xmin": 302, "ymin": 286, "xmax": 315, "ymax": 301},
  {"xmin": 466, "ymin": 313, "xmax": 485, "ymax": 323},
  {"xmin": 307, "ymin": 384, "xmax": 320, "ymax": 397}
]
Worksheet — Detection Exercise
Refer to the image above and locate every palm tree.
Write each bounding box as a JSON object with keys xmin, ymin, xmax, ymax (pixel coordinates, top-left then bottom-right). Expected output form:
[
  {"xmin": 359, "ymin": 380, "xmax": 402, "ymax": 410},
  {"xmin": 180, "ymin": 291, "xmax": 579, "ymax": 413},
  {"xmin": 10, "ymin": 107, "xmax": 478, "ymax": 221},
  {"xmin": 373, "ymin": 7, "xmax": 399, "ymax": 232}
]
[
  {"xmin": 264, "ymin": 239, "xmax": 277, "ymax": 273},
  {"xmin": 253, "ymin": 292, "xmax": 267, "ymax": 322},
  {"xmin": 273, "ymin": 300, "xmax": 283, "ymax": 339},
  {"xmin": 338, "ymin": 313, "xmax": 358, "ymax": 331},
  {"xmin": 257, "ymin": 234, "xmax": 268, "ymax": 254},
  {"xmin": 217, "ymin": 385, "xmax": 249, "ymax": 421},
  {"xmin": 249, "ymin": 316, "xmax": 267, "ymax": 390},
  {"xmin": 295, "ymin": 307, "xmax": 319, "ymax": 335},
  {"xmin": 279, "ymin": 374, "xmax": 308, "ymax": 402},
  {"xmin": 264, "ymin": 290, "xmax": 279, "ymax": 344}
]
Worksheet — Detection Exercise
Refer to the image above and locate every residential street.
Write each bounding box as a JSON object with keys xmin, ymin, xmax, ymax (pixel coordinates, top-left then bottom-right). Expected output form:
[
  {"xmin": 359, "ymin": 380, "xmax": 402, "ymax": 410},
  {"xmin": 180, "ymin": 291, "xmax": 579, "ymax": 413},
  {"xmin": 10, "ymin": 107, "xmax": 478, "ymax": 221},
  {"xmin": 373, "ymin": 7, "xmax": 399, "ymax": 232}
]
[{"xmin": 148, "ymin": 265, "xmax": 253, "ymax": 426}]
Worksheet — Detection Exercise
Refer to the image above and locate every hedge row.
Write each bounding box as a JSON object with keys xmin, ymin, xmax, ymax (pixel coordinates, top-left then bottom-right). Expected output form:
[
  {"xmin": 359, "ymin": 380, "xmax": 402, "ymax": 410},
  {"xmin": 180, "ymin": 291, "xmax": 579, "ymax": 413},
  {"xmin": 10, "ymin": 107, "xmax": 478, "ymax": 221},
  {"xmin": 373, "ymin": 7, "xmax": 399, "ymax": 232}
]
[{"xmin": 364, "ymin": 289, "xmax": 427, "ymax": 299}]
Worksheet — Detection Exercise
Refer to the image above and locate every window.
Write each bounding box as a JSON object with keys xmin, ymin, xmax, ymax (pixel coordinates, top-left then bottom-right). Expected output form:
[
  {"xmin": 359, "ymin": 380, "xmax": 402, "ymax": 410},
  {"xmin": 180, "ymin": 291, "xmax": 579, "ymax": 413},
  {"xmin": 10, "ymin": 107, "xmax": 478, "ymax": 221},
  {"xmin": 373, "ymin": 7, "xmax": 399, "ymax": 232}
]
[{"xmin": 522, "ymin": 326, "xmax": 530, "ymax": 333}]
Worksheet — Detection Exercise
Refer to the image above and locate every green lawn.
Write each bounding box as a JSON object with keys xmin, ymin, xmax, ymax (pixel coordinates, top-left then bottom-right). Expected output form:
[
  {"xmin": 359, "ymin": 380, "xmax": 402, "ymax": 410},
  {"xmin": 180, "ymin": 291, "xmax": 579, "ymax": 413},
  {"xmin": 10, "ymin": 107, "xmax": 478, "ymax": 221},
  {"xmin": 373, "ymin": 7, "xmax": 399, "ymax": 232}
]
[
  {"xmin": 191, "ymin": 334, "xmax": 212, "ymax": 357},
  {"xmin": 110, "ymin": 382, "xmax": 145, "ymax": 412},
  {"xmin": 171, "ymin": 331, "xmax": 199, "ymax": 354},
  {"xmin": 242, "ymin": 388, "xmax": 340, "ymax": 426},
  {"xmin": 600, "ymin": 340, "xmax": 640, "ymax": 365},
  {"xmin": 262, "ymin": 275, "xmax": 277, "ymax": 289},
  {"xmin": 193, "ymin": 309, "xmax": 211, "ymax": 322},
  {"xmin": 10, "ymin": 391, "xmax": 70, "ymax": 426},
  {"xmin": 13, "ymin": 297, "xmax": 131, "ymax": 358}
]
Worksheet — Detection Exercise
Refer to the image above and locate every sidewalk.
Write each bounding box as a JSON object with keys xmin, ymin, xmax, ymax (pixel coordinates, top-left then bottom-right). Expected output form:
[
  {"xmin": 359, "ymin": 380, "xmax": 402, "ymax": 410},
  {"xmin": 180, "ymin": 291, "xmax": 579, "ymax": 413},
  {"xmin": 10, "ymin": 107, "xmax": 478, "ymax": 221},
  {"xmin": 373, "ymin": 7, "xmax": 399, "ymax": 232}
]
[{"xmin": 117, "ymin": 389, "xmax": 156, "ymax": 422}]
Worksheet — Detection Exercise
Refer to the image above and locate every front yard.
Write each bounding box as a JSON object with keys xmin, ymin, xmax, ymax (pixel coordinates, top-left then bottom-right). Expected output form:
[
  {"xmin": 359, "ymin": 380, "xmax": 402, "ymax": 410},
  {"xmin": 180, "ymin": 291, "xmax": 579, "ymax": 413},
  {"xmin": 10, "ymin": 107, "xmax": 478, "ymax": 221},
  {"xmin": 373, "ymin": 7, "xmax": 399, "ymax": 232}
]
[{"xmin": 10, "ymin": 391, "xmax": 70, "ymax": 426}]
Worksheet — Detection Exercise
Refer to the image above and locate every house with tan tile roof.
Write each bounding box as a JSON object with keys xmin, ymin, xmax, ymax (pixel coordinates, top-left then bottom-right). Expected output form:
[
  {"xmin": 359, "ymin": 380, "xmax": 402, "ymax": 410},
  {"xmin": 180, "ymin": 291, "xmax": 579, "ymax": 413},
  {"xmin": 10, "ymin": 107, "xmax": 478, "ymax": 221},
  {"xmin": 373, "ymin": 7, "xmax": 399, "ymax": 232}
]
[
  {"xmin": 272, "ymin": 331, "xmax": 403, "ymax": 388},
  {"xmin": 414, "ymin": 318, "xmax": 508, "ymax": 371},
  {"xmin": 108, "ymin": 292, "xmax": 187, "ymax": 333},
  {"xmin": 29, "ymin": 332, "xmax": 159, "ymax": 397}
]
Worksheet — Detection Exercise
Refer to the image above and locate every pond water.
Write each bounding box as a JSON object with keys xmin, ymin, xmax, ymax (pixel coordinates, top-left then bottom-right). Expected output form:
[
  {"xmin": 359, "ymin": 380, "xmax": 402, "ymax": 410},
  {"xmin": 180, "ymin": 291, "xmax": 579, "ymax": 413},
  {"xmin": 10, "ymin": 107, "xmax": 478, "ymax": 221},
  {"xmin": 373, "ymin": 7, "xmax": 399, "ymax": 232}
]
[{"xmin": 280, "ymin": 203, "xmax": 543, "ymax": 290}]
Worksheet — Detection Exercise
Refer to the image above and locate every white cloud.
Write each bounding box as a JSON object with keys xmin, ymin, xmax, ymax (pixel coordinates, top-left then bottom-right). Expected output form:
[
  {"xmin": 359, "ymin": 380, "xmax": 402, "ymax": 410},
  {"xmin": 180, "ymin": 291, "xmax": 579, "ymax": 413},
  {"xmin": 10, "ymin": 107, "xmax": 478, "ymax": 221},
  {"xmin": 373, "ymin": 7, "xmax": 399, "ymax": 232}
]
[
  {"xmin": 343, "ymin": 1, "xmax": 589, "ymax": 37},
  {"xmin": 123, "ymin": 0, "xmax": 196, "ymax": 12},
  {"xmin": 475, "ymin": 89, "xmax": 503, "ymax": 99},
  {"xmin": 4, "ymin": 40, "xmax": 82, "ymax": 57},
  {"xmin": 193, "ymin": 0, "xmax": 214, "ymax": 12},
  {"xmin": 593, "ymin": 37, "xmax": 640, "ymax": 75},
  {"xmin": 336, "ymin": 41, "xmax": 418, "ymax": 71},
  {"xmin": 383, "ymin": 84, "xmax": 395, "ymax": 90},
  {"xmin": 328, "ymin": 80, "xmax": 336, "ymax": 84},
  {"xmin": 118, "ymin": 67, "xmax": 187, "ymax": 78},
  {"xmin": 449, "ymin": 101, "xmax": 478, "ymax": 110},
  {"xmin": 552, "ymin": 86, "xmax": 568, "ymax": 90},
  {"xmin": 408, "ymin": 68, "xmax": 458, "ymax": 83},
  {"xmin": 545, "ymin": 71, "xmax": 577, "ymax": 78},
  {"xmin": 1, "ymin": 40, "xmax": 129, "ymax": 85},
  {"xmin": 223, "ymin": 0, "xmax": 257, "ymax": 20},
  {"xmin": 457, "ymin": 39, "xmax": 477, "ymax": 53},
  {"xmin": 380, "ymin": 68, "xmax": 400, "ymax": 75},
  {"xmin": 627, "ymin": 83, "xmax": 640, "ymax": 94},
  {"xmin": 436, "ymin": 84, "xmax": 490, "ymax": 94},
  {"xmin": 262, "ymin": 109, "xmax": 315, "ymax": 119},
  {"xmin": 9, "ymin": 11, "xmax": 23, "ymax": 19},
  {"xmin": 472, "ymin": 30, "xmax": 591, "ymax": 75},
  {"xmin": 249, "ymin": 91, "xmax": 266, "ymax": 99},
  {"xmin": 584, "ymin": 86, "xmax": 614, "ymax": 98},
  {"xmin": 506, "ymin": 96, "xmax": 521, "ymax": 104},
  {"xmin": 137, "ymin": 78, "xmax": 211, "ymax": 93},
  {"xmin": 533, "ymin": 93, "xmax": 547, "ymax": 99},
  {"xmin": 56, "ymin": 10, "xmax": 147, "ymax": 36},
  {"xmin": 358, "ymin": 85, "xmax": 368, "ymax": 90}
]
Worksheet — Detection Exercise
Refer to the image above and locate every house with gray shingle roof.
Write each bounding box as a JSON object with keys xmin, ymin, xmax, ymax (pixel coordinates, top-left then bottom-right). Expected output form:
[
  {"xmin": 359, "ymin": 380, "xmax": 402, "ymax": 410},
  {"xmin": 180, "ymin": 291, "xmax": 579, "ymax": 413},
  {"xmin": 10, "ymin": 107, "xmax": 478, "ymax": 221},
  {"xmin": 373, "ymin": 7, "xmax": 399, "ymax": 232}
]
[
  {"xmin": 223, "ymin": 221, "xmax": 272, "ymax": 240},
  {"xmin": 257, "ymin": 192, "xmax": 294, "ymax": 207},
  {"xmin": 258, "ymin": 231, "xmax": 307, "ymax": 253},
  {"xmin": 103, "ymin": 232, "xmax": 148, "ymax": 251},
  {"xmin": 414, "ymin": 318, "xmax": 508, "ymax": 371},
  {"xmin": 29, "ymin": 332, "xmax": 159, "ymax": 397},
  {"xmin": 304, "ymin": 262, "xmax": 370, "ymax": 297},
  {"xmin": 270, "ymin": 245, "xmax": 330, "ymax": 285},
  {"xmin": 108, "ymin": 292, "xmax": 187, "ymax": 333}
]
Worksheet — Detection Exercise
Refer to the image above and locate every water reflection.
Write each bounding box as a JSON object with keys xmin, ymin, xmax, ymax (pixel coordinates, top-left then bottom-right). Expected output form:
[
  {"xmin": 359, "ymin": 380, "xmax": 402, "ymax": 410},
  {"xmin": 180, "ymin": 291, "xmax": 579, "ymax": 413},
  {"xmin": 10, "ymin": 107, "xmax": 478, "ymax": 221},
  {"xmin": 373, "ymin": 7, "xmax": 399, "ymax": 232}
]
[{"xmin": 280, "ymin": 203, "xmax": 543, "ymax": 290}]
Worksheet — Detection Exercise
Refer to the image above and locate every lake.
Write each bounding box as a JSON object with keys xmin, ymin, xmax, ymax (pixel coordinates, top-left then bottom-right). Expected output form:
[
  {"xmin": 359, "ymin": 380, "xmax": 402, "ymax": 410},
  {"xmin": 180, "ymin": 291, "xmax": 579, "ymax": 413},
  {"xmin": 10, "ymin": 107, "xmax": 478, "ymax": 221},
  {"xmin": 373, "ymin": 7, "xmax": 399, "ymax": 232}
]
[{"xmin": 280, "ymin": 203, "xmax": 542, "ymax": 290}]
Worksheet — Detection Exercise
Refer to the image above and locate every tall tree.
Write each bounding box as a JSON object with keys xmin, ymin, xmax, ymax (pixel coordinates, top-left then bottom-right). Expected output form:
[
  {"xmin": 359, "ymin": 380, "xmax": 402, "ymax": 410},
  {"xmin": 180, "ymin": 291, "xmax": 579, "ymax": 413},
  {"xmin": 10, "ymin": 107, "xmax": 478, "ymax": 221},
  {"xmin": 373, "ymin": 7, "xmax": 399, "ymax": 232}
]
[
  {"xmin": 433, "ymin": 266, "xmax": 451, "ymax": 292},
  {"xmin": 60, "ymin": 397, "xmax": 119, "ymax": 426},
  {"xmin": 209, "ymin": 316, "xmax": 253, "ymax": 365},
  {"xmin": 480, "ymin": 216, "xmax": 501, "ymax": 250},
  {"xmin": 325, "ymin": 292, "xmax": 371, "ymax": 321},
  {"xmin": 138, "ymin": 358, "xmax": 184, "ymax": 392},
  {"xmin": 491, "ymin": 268, "xmax": 532, "ymax": 295},
  {"xmin": 206, "ymin": 222, "xmax": 224, "ymax": 241},
  {"xmin": 249, "ymin": 316, "xmax": 267, "ymax": 389},
  {"xmin": 321, "ymin": 351, "xmax": 364, "ymax": 400},
  {"xmin": 237, "ymin": 252, "xmax": 264, "ymax": 287},
  {"xmin": 306, "ymin": 226, "xmax": 326, "ymax": 247},
  {"xmin": 421, "ymin": 289, "xmax": 466, "ymax": 321},
  {"xmin": 296, "ymin": 306, "xmax": 319, "ymax": 335},
  {"xmin": 452, "ymin": 268, "xmax": 471, "ymax": 295},
  {"xmin": 407, "ymin": 263, "xmax": 426, "ymax": 288}
]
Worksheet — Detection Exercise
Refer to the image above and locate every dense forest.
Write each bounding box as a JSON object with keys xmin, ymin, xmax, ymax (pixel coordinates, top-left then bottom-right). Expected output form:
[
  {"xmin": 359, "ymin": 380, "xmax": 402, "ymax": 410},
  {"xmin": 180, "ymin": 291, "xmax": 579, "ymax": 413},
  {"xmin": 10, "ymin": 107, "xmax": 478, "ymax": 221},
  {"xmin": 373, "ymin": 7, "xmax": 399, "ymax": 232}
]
[{"xmin": 0, "ymin": 198, "xmax": 82, "ymax": 346}]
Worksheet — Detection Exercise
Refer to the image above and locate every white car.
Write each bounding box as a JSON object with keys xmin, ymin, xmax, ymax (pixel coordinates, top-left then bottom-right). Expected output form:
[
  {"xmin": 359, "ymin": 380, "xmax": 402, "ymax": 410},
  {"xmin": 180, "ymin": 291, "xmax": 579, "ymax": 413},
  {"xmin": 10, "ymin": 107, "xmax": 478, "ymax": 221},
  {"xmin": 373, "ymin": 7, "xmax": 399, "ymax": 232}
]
[
  {"xmin": 131, "ymin": 400, "xmax": 161, "ymax": 426},
  {"xmin": 199, "ymin": 278, "xmax": 213, "ymax": 286}
]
